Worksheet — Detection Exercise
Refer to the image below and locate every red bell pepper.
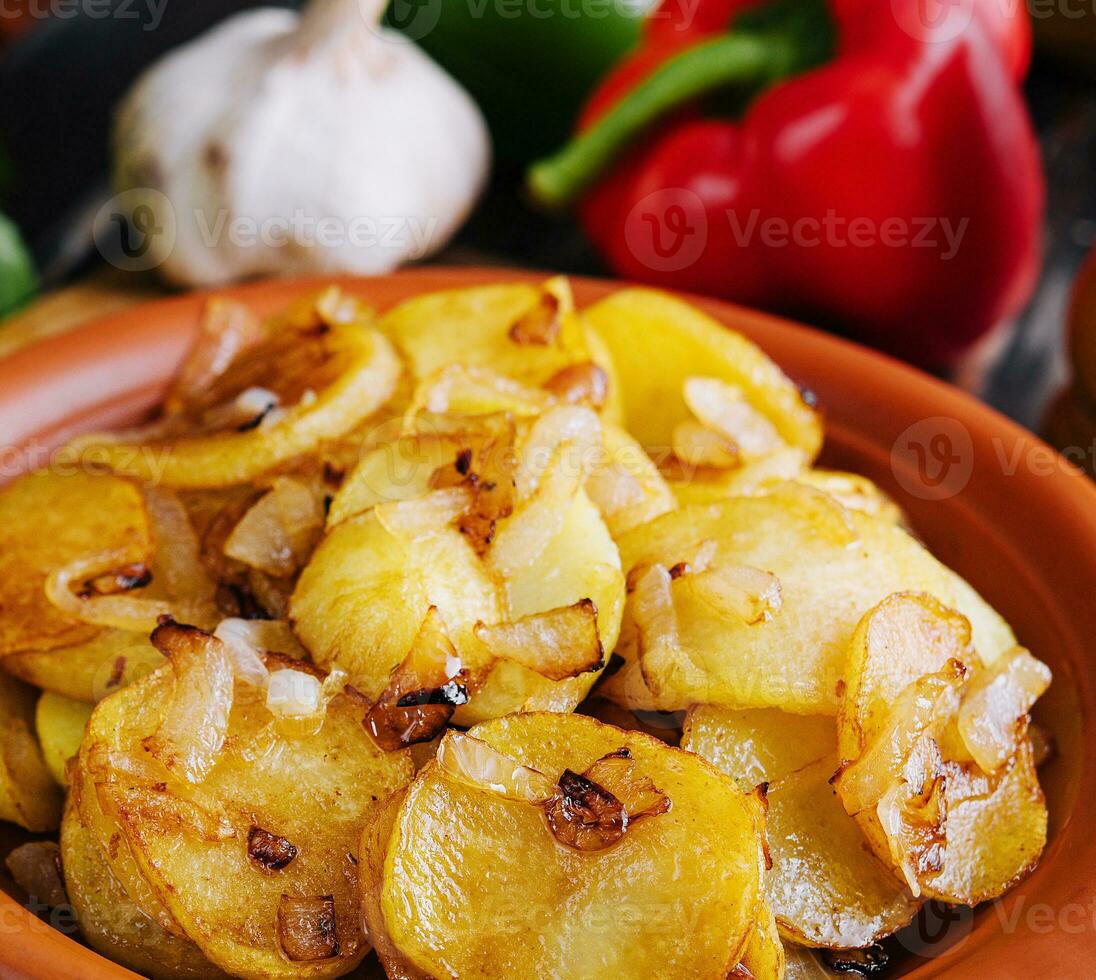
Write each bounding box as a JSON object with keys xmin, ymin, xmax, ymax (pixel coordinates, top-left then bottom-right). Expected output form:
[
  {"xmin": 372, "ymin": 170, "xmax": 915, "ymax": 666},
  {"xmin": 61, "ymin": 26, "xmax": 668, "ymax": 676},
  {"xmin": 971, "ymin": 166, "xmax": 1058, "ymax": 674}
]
[{"xmin": 529, "ymin": 0, "xmax": 1043, "ymax": 367}]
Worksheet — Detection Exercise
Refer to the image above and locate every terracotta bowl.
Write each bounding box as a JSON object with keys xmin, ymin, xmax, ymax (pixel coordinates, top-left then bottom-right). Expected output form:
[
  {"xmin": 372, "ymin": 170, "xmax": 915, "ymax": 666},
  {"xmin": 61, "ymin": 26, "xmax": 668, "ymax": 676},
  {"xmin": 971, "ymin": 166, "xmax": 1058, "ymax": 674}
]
[{"xmin": 1, "ymin": 268, "xmax": 1094, "ymax": 978}]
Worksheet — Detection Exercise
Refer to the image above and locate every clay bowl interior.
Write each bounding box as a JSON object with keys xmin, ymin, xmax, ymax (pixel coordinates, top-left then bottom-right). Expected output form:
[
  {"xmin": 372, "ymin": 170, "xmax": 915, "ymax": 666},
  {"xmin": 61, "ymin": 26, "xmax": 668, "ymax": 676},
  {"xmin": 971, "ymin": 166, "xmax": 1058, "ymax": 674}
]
[{"xmin": 0, "ymin": 267, "xmax": 1093, "ymax": 978}]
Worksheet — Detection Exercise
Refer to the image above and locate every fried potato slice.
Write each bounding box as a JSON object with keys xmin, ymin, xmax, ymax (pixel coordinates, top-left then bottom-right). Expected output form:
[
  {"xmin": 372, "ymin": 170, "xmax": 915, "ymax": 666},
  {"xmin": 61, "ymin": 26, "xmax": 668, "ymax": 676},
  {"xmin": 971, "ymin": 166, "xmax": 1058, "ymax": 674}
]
[
  {"xmin": 835, "ymin": 593, "xmax": 1048, "ymax": 905},
  {"xmin": 733, "ymin": 900, "xmax": 786, "ymax": 979},
  {"xmin": 672, "ymin": 457, "xmax": 905, "ymax": 528},
  {"xmin": 75, "ymin": 656, "xmax": 414, "ymax": 978},
  {"xmin": 0, "ymin": 671, "xmax": 63, "ymax": 831},
  {"xmin": 3, "ymin": 628, "xmax": 163, "ymax": 703},
  {"xmin": 35, "ymin": 691, "xmax": 93, "ymax": 786},
  {"xmin": 62, "ymin": 770, "xmax": 221, "ymax": 980},
  {"xmin": 682, "ymin": 706, "xmax": 837, "ymax": 791},
  {"xmin": 72, "ymin": 317, "xmax": 401, "ymax": 488},
  {"xmin": 377, "ymin": 278, "xmax": 622, "ymax": 423},
  {"xmin": 367, "ymin": 713, "xmax": 764, "ymax": 979},
  {"xmin": 582, "ymin": 288, "xmax": 821, "ymax": 462},
  {"xmin": 0, "ymin": 470, "xmax": 151, "ymax": 656},
  {"xmin": 681, "ymin": 706, "xmax": 917, "ymax": 949},
  {"xmin": 766, "ymin": 758, "xmax": 920, "ymax": 948},
  {"xmin": 603, "ymin": 485, "xmax": 1014, "ymax": 713},
  {"xmin": 293, "ymin": 467, "xmax": 624, "ymax": 725}
]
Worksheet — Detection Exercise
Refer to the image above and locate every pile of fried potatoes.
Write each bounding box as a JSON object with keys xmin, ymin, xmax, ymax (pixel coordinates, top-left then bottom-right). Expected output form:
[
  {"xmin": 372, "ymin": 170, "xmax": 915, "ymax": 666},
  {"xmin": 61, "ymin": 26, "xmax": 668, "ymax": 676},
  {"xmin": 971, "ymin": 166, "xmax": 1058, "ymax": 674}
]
[{"xmin": 0, "ymin": 279, "xmax": 1052, "ymax": 979}]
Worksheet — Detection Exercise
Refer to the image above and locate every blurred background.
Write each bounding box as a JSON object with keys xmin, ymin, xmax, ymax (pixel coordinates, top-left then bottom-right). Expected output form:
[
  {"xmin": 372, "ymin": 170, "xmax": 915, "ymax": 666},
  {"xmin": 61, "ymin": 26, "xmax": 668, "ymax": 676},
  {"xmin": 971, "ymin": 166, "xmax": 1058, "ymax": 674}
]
[{"xmin": 0, "ymin": 0, "xmax": 1094, "ymax": 471}]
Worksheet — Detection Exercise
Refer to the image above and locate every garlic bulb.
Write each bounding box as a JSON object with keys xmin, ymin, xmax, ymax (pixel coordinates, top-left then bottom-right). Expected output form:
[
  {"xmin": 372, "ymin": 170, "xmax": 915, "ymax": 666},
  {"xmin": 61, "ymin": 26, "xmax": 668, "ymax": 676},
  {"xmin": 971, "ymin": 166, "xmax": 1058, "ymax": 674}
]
[{"xmin": 113, "ymin": 0, "xmax": 490, "ymax": 286}]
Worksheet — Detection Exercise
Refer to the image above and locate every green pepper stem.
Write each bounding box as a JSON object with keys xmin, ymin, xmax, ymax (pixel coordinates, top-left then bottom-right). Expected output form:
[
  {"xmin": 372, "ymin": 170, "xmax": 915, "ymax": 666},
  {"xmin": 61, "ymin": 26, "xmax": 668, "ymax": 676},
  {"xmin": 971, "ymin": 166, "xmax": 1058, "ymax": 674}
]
[{"xmin": 528, "ymin": 33, "xmax": 789, "ymax": 208}]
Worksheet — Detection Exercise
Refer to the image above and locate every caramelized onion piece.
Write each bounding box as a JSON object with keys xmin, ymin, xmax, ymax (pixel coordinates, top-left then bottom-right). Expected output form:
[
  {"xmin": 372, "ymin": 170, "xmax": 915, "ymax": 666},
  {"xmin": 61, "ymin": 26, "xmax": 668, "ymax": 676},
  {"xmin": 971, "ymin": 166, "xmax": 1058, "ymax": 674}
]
[
  {"xmin": 248, "ymin": 826, "xmax": 298, "ymax": 872},
  {"xmin": 683, "ymin": 377, "xmax": 784, "ymax": 458},
  {"xmin": 144, "ymin": 619, "xmax": 234, "ymax": 784},
  {"xmin": 836, "ymin": 661, "xmax": 967, "ymax": 817},
  {"xmin": 5, "ymin": 841, "xmax": 67, "ymax": 908},
  {"xmin": 473, "ymin": 600, "xmax": 603, "ymax": 681},
  {"xmin": 671, "ymin": 419, "xmax": 740, "ymax": 469},
  {"xmin": 544, "ymin": 748, "xmax": 671, "ymax": 852},
  {"xmin": 164, "ymin": 298, "xmax": 264, "ymax": 416},
  {"xmin": 544, "ymin": 769, "xmax": 626, "ymax": 851},
  {"xmin": 582, "ymin": 748, "xmax": 672, "ymax": 822},
  {"xmin": 630, "ymin": 562, "xmax": 691, "ymax": 696},
  {"xmin": 875, "ymin": 737, "xmax": 949, "ymax": 895},
  {"xmin": 509, "ymin": 290, "xmax": 562, "ymax": 346},
  {"xmin": 223, "ymin": 477, "xmax": 326, "ymax": 577},
  {"xmin": 957, "ymin": 646, "xmax": 1051, "ymax": 773},
  {"xmin": 277, "ymin": 894, "xmax": 340, "ymax": 962},
  {"xmin": 489, "ymin": 445, "xmax": 582, "ymax": 577},
  {"xmin": 46, "ymin": 551, "xmax": 176, "ymax": 633},
  {"xmin": 365, "ymin": 608, "xmax": 469, "ymax": 751},
  {"xmin": 685, "ymin": 564, "xmax": 783, "ymax": 624},
  {"xmin": 374, "ymin": 488, "xmax": 474, "ymax": 543},
  {"xmin": 543, "ymin": 362, "xmax": 609, "ymax": 408},
  {"xmin": 213, "ymin": 618, "xmax": 271, "ymax": 688},
  {"xmin": 514, "ymin": 405, "xmax": 601, "ymax": 499},
  {"xmin": 436, "ymin": 731, "xmax": 554, "ymax": 803},
  {"xmin": 410, "ymin": 364, "xmax": 554, "ymax": 418}
]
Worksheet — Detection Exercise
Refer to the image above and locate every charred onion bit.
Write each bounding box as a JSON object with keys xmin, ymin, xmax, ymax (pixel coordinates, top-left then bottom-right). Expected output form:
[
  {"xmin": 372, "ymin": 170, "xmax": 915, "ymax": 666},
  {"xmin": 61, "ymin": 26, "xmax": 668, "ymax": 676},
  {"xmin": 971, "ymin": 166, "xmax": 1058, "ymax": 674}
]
[
  {"xmin": 78, "ymin": 563, "xmax": 153, "ymax": 598},
  {"xmin": 248, "ymin": 826, "xmax": 299, "ymax": 872},
  {"xmin": 509, "ymin": 290, "xmax": 562, "ymax": 346},
  {"xmin": 544, "ymin": 362, "xmax": 609, "ymax": 408},
  {"xmin": 544, "ymin": 748, "xmax": 671, "ymax": 852},
  {"xmin": 277, "ymin": 894, "xmax": 340, "ymax": 962},
  {"xmin": 365, "ymin": 608, "xmax": 471, "ymax": 751}
]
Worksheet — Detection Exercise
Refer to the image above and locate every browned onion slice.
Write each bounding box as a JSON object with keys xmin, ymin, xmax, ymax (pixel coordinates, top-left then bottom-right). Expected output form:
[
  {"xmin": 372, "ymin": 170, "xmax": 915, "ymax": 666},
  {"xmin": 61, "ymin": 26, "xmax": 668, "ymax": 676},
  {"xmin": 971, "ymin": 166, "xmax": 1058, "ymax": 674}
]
[
  {"xmin": 544, "ymin": 768, "xmax": 627, "ymax": 851},
  {"xmin": 544, "ymin": 748, "xmax": 671, "ymax": 852},
  {"xmin": 473, "ymin": 600, "xmax": 603, "ymax": 681},
  {"xmin": 543, "ymin": 362, "xmax": 609, "ymax": 408},
  {"xmin": 247, "ymin": 826, "xmax": 298, "ymax": 872},
  {"xmin": 509, "ymin": 289, "xmax": 562, "ymax": 346},
  {"xmin": 144, "ymin": 618, "xmax": 234, "ymax": 784},
  {"xmin": 277, "ymin": 894, "xmax": 340, "ymax": 962},
  {"xmin": 164, "ymin": 298, "xmax": 264, "ymax": 416},
  {"xmin": 365, "ymin": 608, "xmax": 470, "ymax": 751}
]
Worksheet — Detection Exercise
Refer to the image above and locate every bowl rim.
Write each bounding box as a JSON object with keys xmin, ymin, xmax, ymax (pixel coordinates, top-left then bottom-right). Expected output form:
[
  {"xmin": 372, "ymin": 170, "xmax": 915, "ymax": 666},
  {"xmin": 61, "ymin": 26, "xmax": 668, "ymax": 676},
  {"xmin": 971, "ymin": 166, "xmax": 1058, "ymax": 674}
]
[{"xmin": 1, "ymin": 266, "xmax": 1094, "ymax": 979}]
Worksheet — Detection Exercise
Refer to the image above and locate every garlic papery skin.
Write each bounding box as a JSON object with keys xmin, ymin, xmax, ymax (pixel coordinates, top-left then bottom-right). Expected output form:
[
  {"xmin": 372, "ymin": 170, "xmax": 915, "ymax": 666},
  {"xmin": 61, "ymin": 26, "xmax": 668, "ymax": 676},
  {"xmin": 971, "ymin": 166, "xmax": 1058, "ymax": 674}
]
[{"xmin": 113, "ymin": 0, "xmax": 490, "ymax": 286}]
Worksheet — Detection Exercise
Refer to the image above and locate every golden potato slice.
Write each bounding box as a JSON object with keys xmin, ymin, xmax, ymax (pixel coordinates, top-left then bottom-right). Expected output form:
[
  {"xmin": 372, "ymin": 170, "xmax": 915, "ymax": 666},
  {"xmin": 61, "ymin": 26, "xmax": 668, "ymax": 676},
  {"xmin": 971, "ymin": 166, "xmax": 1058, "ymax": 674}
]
[
  {"xmin": 603, "ymin": 485, "xmax": 1014, "ymax": 713},
  {"xmin": 682, "ymin": 706, "xmax": 837, "ymax": 790},
  {"xmin": 0, "ymin": 469, "xmax": 151, "ymax": 656},
  {"xmin": 73, "ymin": 317, "xmax": 401, "ymax": 488},
  {"xmin": 76, "ymin": 655, "xmax": 414, "ymax": 978},
  {"xmin": 292, "ymin": 477, "xmax": 624, "ymax": 725},
  {"xmin": 766, "ymin": 758, "xmax": 920, "ymax": 948},
  {"xmin": 0, "ymin": 671, "xmax": 63, "ymax": 831},
  {"xmin": 734, "ymin": 901, "xmax": 786, "ymax": 979},
  {"xmin": 377, "ymin": 278, "xmax": 622, "ymax": 423},
  {"xmin": 835, "ymin": 593, "xmax": 1048, "ymax": 905},
  {"xmin": 35, "ymin": 691, "xmax": 93, "ymax": 786},
  {"xmin": 582, "ymin": 288, "xmax": 821, "ymax": 462},
  {"xmin": 681, "ymin": 705, "xmax": 917, "ymax": 949},
  {"xmin": 62, "ymin": 771, "xmax": 220, "ymax": 979},
  {"xmin": 3, "ymin": 628, "xmax": 164, "ymax": 703},
  {"xmin": 371, "ymin": 713, "xmax": 764, "ymax": 979}
]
